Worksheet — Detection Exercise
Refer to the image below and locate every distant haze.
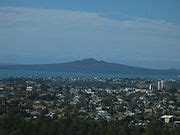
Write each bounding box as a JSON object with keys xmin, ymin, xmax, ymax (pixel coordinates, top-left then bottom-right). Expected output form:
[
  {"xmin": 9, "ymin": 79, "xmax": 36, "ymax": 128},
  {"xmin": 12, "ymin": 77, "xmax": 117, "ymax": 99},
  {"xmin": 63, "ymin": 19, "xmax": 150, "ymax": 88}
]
[{"xmin": 0, "ymin": 0, "xmax": 180, "ymax": 69}]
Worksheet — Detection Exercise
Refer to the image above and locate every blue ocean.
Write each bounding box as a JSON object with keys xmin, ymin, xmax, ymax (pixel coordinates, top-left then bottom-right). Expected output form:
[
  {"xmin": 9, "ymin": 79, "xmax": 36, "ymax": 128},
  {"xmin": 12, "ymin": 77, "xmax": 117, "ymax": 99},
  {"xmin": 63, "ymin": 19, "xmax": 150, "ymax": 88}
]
[{"xmin": 0, "ymin": 69, "xmax": 179, "ymax": 80}]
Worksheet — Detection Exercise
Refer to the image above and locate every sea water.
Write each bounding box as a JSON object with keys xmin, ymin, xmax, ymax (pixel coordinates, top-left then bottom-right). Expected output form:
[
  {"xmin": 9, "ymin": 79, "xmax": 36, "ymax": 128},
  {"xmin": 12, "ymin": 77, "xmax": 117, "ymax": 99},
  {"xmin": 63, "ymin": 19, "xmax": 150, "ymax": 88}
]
[{"xmin": 0, "ymin": 69, "xmax": 178, "ymax": 80}]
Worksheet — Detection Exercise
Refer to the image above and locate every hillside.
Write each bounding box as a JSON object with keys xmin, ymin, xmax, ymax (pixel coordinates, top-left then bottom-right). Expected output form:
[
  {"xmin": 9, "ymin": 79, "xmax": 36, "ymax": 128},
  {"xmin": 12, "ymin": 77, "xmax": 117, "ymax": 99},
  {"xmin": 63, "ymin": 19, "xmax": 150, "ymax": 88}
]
[{"xmin": 0, "ymin": 58, "xmax": 179, "ymax": 76}]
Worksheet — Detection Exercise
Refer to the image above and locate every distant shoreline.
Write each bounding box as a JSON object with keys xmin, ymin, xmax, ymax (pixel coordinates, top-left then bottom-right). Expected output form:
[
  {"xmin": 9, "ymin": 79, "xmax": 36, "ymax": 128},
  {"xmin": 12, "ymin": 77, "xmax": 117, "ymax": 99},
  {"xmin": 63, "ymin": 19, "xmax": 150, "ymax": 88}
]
[{"xmin": 0, "ymin": 69, "xmax": 179, "ymax": 80}]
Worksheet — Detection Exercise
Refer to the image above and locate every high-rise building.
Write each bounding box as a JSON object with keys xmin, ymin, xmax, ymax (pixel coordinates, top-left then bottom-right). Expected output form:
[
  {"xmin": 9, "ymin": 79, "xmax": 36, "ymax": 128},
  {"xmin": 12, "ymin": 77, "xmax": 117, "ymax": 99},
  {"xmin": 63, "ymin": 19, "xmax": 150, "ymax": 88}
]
[
  {"xmin": 158, "ymin": 81, "xmax": 161, "ymax": 90},
  {"xmin": 161, "ymin": 80, "xmax": 164, "ymax": 90},
  {"xmin": 157, "ymin": 80, "xmax": 164, "ymax": 90},
  {"xmin": 149, "ymin": 84, "xmax": 153, "ymax": 90}
]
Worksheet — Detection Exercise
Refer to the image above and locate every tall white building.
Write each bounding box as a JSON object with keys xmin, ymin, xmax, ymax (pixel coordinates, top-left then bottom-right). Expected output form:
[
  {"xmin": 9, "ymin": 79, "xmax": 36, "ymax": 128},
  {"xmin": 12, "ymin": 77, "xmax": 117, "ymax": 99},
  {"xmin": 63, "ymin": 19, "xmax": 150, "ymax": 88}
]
[
  {"xmin": 161, "ymin": 80, "xmax": 164, "ymax": 90},
  {"xmin": 149, "ymin": 84, "xmax": 153, "ymax": 90},
  {"xmin": 157, "ymin": 80, "xmax": 164, "ymax": 90},
  {"xmin": 158, "ymin": 81, "xmax": 161, "ymax": 90}
]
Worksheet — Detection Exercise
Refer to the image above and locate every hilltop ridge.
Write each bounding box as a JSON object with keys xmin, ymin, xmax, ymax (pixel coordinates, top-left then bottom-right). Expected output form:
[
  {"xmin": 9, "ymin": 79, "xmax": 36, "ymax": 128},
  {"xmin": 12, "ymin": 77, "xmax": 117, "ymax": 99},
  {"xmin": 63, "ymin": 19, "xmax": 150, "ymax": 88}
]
[{"xmin": 0, "ymin": 58, "xmax": 179, "ymax": 76}]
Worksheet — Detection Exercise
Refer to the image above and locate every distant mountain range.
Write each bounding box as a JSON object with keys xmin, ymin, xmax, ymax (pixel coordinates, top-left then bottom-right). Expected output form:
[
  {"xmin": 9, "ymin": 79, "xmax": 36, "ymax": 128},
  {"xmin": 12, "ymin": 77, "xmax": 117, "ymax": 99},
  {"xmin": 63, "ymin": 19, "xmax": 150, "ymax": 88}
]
[{"xmin": 0, "ymin": 58, "xmax": 180, "ymax": 76}]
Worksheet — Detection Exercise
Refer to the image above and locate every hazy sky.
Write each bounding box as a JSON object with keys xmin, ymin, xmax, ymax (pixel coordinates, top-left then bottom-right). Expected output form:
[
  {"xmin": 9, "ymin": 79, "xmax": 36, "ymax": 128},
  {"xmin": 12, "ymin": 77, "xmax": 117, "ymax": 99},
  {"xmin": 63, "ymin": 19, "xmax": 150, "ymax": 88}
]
[{"xmin": 0, "ymin": 0, "xmax": 180, "ymax": 69}]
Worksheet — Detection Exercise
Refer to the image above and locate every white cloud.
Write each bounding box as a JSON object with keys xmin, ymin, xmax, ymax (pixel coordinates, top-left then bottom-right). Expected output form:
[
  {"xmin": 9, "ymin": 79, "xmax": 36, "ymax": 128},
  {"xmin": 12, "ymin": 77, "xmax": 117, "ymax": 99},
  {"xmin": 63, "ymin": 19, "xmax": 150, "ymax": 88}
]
[{"xmin": 0, "ymin": 6, "xmax": 180, "ymax": 65}]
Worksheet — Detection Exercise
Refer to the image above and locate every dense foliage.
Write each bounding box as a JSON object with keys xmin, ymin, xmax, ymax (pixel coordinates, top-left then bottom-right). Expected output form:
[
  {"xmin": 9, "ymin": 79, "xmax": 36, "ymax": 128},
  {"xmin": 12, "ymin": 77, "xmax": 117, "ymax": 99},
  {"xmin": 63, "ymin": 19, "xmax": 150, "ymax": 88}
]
[{"xmin": 0, "ymin": 110, "xmax": 180, "ymax": 135}]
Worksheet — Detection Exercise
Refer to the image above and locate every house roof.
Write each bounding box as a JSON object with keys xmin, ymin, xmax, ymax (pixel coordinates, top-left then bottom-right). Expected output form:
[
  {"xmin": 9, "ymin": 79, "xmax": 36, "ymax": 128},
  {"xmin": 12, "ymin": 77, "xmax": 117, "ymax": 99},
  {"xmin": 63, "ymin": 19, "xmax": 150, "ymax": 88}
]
[{"xmin": 161, "ymin": 115, "xmax": 174, "ymax": 119}]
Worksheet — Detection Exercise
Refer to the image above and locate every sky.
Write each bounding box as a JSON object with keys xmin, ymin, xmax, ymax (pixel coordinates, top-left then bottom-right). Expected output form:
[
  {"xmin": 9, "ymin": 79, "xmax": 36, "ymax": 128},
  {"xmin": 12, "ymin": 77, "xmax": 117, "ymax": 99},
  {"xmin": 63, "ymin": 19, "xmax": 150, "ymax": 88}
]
[{"xmin": 0, "ymin": 0, "xmax": 180, "ymax": 69}]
